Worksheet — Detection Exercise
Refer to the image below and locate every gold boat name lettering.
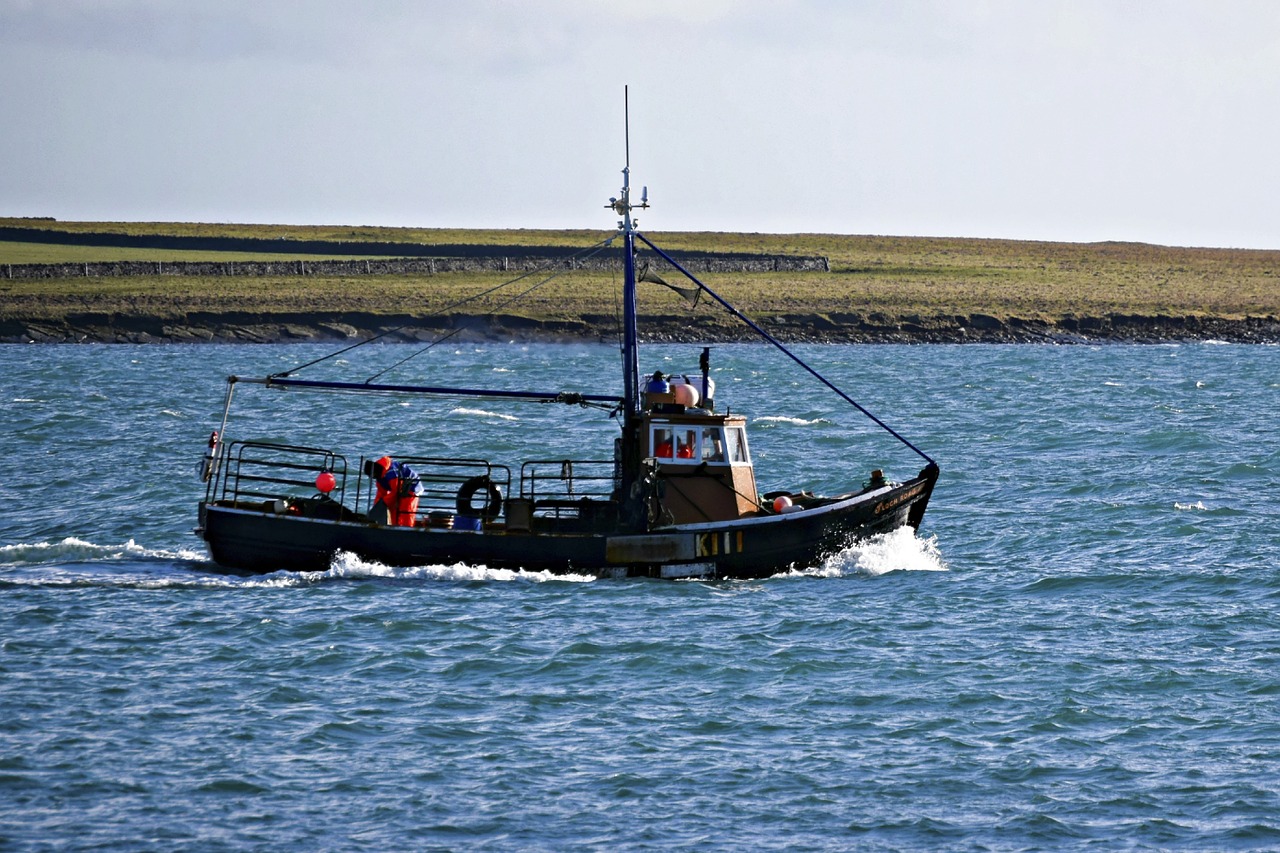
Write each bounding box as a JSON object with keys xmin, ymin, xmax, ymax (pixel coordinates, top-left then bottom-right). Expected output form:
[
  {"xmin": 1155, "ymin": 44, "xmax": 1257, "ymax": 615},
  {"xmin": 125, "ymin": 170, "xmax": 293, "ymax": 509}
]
[{"xmin": 875, "ymin": 483, "xmax": 925, "ymax": 515}]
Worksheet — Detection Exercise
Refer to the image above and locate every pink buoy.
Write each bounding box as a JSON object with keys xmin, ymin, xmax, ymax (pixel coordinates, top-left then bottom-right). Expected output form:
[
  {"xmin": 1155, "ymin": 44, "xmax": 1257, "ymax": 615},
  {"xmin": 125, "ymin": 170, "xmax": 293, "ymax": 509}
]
[
  {"xmin": 316, "ymin": 471, "xmax": 336, "ymax": 493},
  {"xmin": 773, "ymin": 495, "xmax": 792, "ymax": 513},
  {"xmin": 671, "ymin": 383, "xmax": 700, "ymax": 407}
]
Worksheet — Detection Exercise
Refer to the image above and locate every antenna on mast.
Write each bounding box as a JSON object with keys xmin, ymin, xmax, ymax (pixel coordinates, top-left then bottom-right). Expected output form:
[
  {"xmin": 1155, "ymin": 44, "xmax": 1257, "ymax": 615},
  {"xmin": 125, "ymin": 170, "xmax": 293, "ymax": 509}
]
[{"xmin": 608, "ymin": 85, "xmax": 648, "ymax": 229}]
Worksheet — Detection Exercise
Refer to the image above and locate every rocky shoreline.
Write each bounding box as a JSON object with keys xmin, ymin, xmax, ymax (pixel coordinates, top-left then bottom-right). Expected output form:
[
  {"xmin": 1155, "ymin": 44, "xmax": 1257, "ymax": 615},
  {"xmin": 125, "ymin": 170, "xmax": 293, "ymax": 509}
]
[{"xmin": 4, "ymin": 310, "xmax": 1279, "ymax": 345}]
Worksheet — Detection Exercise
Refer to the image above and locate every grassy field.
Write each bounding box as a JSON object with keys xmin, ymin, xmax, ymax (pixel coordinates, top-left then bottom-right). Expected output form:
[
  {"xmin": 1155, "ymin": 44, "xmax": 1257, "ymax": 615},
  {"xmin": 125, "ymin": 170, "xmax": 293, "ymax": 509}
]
[{"xmin": 3, "ymin": 218, "xmax": 1278, "ymax": 333}]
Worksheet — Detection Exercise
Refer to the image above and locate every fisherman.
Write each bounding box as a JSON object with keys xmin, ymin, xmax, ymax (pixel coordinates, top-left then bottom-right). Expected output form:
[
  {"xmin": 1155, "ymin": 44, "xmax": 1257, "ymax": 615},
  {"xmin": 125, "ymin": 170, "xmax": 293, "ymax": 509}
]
[
  {"xmin": 676, "ymin": 432, "xmax": 695, "ymax": 458},
  {"xmin": 364, "ymin": 456, "xmax": 421, "ymax": 526},
  {"xmin": 644, "ymin": 370, "xmax": 671, "ymax": 410},
  {"xmin": 653, "ymin": 426, "xmax": 674, "ymax": 458}
]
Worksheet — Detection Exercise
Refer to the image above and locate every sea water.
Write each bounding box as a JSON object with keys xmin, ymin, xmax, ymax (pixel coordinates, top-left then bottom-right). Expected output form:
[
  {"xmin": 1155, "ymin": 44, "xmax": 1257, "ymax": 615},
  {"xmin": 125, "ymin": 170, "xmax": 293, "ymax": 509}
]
[{"xmin": 2, "ymin": 342, "xmax": 1278, "ymax": 851}]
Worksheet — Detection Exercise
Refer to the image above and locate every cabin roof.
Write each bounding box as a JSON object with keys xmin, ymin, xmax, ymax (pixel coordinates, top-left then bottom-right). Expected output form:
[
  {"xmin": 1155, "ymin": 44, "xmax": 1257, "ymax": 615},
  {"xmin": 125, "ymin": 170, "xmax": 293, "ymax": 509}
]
[{"xmin": 644, "ymin": 409, "xmax": 746, "ymax": 426}]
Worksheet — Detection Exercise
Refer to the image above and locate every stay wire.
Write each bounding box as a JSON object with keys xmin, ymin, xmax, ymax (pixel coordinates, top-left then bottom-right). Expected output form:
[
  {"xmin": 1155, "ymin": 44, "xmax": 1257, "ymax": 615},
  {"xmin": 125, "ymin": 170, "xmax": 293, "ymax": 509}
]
[
  {"xmin": 634, "ymin": 231, "xmax": 936, "ymax": 467},
  {"xmin": 270, "ymin": 236, "xmax": 619, "ymax": 379},
  {"xmin": 364, "ymin": 239, "xmax": 619, "ymax": 383}
]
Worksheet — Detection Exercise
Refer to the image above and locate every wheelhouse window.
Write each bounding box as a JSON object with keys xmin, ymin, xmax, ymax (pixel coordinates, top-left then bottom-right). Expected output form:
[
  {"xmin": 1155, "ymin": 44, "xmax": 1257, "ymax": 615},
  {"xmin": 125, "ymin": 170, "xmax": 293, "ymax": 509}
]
[
  {"xmin": 725, "ymin": 426, "xmax": 749, "ymax": 463},
  {"xmin": 700, "ymin": 426, "xmax": 725, "ymax": 462},
  {"xmin": 650, "ymin": 424, "xmax": 750, "ymax": 465}
]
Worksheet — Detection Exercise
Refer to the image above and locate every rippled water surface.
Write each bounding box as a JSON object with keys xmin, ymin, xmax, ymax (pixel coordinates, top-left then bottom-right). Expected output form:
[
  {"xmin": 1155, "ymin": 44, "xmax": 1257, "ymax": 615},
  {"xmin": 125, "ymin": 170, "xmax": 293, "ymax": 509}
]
[{"xmin": 2, "ymin": 342, "xmax": 1279, "ymax": 850}]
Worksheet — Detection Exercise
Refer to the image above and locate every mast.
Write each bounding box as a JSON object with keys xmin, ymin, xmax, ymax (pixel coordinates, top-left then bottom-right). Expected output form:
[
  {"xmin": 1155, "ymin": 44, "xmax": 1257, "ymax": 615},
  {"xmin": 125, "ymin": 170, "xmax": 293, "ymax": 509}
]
[
  {"xmin": 609, "ymin": 86, "xmax": 649, "ymax": 526},
  {"xmin": 620, "ymin": 194, "xmax": 639, "ymax": 414},
  {"xmin": 610, "ymin": 86, "xmax": 646, "ymax": 417}
]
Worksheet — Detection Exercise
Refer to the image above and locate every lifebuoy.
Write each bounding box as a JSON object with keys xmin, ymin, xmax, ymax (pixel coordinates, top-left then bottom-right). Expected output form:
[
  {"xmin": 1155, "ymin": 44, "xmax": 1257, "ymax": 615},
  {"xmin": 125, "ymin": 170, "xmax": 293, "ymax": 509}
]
[{"xmin": 456, "ymin": 476, "xmax": 503, "ymax": 519}]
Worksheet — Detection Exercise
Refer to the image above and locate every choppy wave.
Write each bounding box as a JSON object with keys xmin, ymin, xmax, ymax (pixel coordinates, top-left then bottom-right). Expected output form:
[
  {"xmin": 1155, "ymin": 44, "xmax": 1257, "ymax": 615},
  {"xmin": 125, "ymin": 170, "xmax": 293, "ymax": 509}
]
[
  {"xmin": 4, "ymin": 343, "xmax": 1280, "ymax": 851},
  {"xmin": 0, "ymin": 536, "xmax": 206, "ymax": 568},
  {"xmin": 753, "ymin": 415, "xmax": 831, "ymax": 426},
  {"xmin": 0, "ymin": 540, "xmax": 240, "ymax": 590},
  {"xmin": 450, "ymin": 406, "xmax": 519, "ymax": 421}
]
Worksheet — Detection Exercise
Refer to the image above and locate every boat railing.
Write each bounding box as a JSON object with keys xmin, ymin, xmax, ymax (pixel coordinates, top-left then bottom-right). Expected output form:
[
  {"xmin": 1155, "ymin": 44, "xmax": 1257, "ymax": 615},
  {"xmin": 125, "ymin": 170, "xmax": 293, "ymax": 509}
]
[
  {"xmin": 518, "ymin": 459, "xmax": 618, "ymax": 522},
  {"xmin": 210, "ymin": 441, "xmax": 349, "ymax": 509}
]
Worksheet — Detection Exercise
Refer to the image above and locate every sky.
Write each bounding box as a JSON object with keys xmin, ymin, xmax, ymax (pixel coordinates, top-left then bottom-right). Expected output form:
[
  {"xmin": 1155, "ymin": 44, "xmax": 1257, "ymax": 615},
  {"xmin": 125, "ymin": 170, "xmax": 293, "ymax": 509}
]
[{"xmin": 2, "ymin": 1, "xmax": 1279, "ymax": 249}]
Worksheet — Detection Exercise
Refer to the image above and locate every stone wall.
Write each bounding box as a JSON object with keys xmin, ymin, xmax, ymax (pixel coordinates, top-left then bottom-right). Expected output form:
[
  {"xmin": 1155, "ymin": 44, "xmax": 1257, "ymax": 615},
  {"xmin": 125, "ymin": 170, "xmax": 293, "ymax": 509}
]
[{"xmin": 2, "ymin": 252, "xmax": 829, "ymax": 280}]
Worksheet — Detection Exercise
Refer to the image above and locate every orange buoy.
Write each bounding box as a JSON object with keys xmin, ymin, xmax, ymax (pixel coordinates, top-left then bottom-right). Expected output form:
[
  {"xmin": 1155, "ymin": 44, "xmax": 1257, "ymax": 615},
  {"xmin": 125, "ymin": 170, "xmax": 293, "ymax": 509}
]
[{"xmin": 316, "ymin": 471, "xmax": 336, "ymax": 493}]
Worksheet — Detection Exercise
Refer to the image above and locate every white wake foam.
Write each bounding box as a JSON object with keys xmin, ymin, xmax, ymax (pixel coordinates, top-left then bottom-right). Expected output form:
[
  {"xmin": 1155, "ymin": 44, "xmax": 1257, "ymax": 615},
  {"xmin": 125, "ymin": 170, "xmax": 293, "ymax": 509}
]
[
  {"xmin": 0, "ymin": 536, "xmax": 206, "ymax": 567},
  {"xmin": 792, "ymin": 527, "xmax": 947, "ymax": 578},
  {"xmin": 318, "ymin": 550, "xmax": 597, "ymax": 584}
]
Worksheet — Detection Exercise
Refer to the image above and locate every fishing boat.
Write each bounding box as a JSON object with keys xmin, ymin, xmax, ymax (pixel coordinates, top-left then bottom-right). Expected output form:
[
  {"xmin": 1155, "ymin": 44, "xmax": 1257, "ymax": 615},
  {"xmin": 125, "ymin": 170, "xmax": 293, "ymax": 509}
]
[{"xmin": 196, "ymin": 113, "xmax": 939, "ymax": 579}]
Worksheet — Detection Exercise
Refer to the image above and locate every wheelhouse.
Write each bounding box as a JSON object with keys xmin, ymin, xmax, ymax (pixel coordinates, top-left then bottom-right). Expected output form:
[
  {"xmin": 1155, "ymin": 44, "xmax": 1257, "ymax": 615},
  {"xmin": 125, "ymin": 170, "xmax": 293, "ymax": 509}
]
[{"xmin": 642, "ymin": 408, "xmax": 760, "ymax": 526}]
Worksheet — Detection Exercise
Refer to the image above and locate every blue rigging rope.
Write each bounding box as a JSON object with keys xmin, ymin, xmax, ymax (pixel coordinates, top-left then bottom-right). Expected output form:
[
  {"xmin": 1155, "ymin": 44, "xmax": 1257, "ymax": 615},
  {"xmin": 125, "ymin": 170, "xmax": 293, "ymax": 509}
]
[{"xmin": 635, "ymin": 232, "xmax": 936, "ymax": 467}]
